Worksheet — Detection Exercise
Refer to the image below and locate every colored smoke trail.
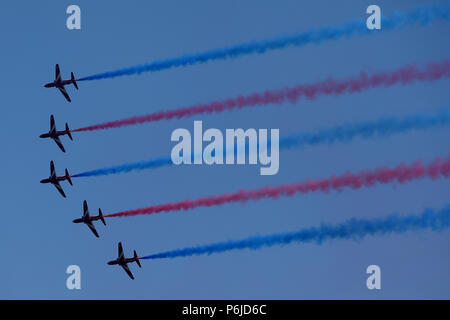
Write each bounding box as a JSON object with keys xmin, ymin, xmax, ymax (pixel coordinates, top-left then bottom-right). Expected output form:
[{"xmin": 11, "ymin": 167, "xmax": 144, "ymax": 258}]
[
  {"xmin": 140, "ymin": 206, "xmax": 450, "ymax": 260},
  {"xmin": 278, "ymin": 109, "xmax": 450, "ymax": 150},
  {"xmin": 77, "ymin": 4, "xmax": 450, "ymax": 82},
  {"xmin": 71, "ymin": 157, "xmax": 172, "ymax": 178},
  {"xmin": 105, "ymin": 156, "xmax": 450, "ymax": 218},
  {"xmin": 71, "ymin": 110, "xmax": 450, "ymax": 178},
  {"xmin": 72, "ymin": 60, "xmax": 450, "ymax": 132}
]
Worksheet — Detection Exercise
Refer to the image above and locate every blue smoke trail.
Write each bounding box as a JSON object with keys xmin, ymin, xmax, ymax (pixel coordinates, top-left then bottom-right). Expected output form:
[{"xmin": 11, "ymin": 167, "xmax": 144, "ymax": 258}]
[
  {"xmin": 71, "ymin": 157, "xmax": 172, "ymax": 178},
  {"xmin": 141, "ymin": 206, "xmax": 450, "ymax": 260},
  {"xmin": 71, "ymin": 110, "xmax": 450, "ymax": 178},
  {"xmin": 278, "ymin": 109, "xmax": 450, "ymax": 150},
  {"xmin": 78, "ymin": 4, "xmax": 450, "ymax": 81}
]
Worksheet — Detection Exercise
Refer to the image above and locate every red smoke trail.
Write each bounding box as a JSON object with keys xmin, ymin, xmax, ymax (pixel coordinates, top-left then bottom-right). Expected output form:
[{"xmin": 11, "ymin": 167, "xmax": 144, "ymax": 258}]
[
  {"xmin": 105, "ymin": 156, "xmax": 450, "ymax": 218},
  {"xmin": 72, "ymin": 60, "xmax": 450, "ymax": 132}
]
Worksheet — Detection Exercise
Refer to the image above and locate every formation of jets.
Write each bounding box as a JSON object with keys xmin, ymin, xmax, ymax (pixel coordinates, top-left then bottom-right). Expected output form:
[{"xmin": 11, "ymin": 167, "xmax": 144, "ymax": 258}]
[{"xmin": 42, "ymin": 65, "xmax": 143, "ymax": 279}]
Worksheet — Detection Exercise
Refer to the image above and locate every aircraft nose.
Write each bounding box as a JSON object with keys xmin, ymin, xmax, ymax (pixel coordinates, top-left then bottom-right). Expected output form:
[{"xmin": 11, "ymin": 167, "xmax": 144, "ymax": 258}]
[{"xmin": 39, "ymin": 134, "xmax": 45, "ymax": 138}]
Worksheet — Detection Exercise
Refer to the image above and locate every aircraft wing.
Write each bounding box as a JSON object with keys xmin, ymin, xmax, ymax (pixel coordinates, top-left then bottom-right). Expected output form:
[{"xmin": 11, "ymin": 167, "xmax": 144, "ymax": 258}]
[
  {"xmin": 83, "ymin": 200, "xmax": 89, "ymax": 218},
  {"xmin": 55, "ymin": 64, "xmax": 61, "ymax": 81},
  {"xmin": 121, "ymin": 264, "xmax": 134, "ymax": 280},
  {"xmin": 118, "ymin": 242, "xmax": 124, "ymax": 259},
  {"xmin": 86, "ymin": 221, "xmax": 99, "ymax": 238},
  {"xmin": 52, "ymin": 136, "xmax": 65, "ymax": 153},
  {"xmin": 53, "ymin": 181, "xmax": 66, "ymax": 198},
  {"xmin": 50, "ymin": 115, "xmax": 56, "ymax": 132},
  {"xmin": 50, "ymin": 161, "xmax": 56, "ymax": 177},
  {"xmin": 58, "ymin": 87, "xmax": 71, "ymax": 102}
]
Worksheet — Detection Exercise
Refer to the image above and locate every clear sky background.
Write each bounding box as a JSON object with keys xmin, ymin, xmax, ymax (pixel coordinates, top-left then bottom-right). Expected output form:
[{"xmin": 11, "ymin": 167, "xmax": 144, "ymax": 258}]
[{"xmin": 1, "ymin": 0, "xmax": 449, "ymax": 299}]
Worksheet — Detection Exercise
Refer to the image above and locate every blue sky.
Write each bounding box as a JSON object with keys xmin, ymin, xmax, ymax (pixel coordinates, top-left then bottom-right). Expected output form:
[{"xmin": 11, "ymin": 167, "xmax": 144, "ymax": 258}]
[{"xmin": 0, "ymin": 0, "xmax": 449, "ymax": 299}]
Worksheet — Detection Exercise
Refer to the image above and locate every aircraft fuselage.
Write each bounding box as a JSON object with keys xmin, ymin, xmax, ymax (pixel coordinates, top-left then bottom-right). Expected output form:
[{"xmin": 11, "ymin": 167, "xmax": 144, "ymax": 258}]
[
  {"xmin": 107, "ymin": 258, "xmax": 123, "ymax": 266},
  {"xmin": 72, "ymin": 217, "xmax": 85, "ymax": 224},
  {"xmin": 72, "ymin": 216, "xmax": 101, "ymax": 224},
  {"xmin": 40, "ymin": 175, "xmax": 67, "ymax": 184},
  {"xmin": 39, "ymin": 130, "xmax": 67, "ymax": 139},
  {"xmin": 44, "ymin": 79, "xmax": 72, "ymax": 88},
  {"xmin": 107, "ymin": 257, "xmax": 136, "ymax": 266}
]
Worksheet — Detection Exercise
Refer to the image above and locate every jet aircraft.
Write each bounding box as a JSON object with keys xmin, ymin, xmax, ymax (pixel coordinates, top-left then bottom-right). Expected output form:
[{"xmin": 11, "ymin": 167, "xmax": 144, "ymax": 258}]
[
  {"xmin": 44, "ymin": 64, "xmax": 79, "ymax": 102},
  {"xmin": 107, "ymin": 242, "xmax": 142, "ymax": 280},
  {"xmin": 39, "ymin": 115, "xmax": 73, "ymax": 153},
  {"xmin": 40, "ymin": 161, "xmax": 73, "ymax": 198},
  {"xmin": 72, "ymin": 200, "xmax": 106, "ymax": 238}
]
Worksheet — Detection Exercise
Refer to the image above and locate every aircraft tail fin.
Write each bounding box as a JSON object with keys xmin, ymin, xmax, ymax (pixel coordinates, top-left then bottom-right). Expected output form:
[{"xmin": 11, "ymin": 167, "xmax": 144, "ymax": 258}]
[
  {"xmin": 71, "ymin": 72, "xmax": 79, "ymax": 90},
  {"xmin": 134, "ymin": 250, "xmax": 141, "ymax": 268},
  {"xmin": 65, "ymin": 123, "xmax": 73, "ymax": 140},
  {"xmin": 65, "ymin": 169, "xmax": 73, "ymax": 186},
  {"xmin": 99, "ymin": 208, "xmax": 106, "ymax": 226}
]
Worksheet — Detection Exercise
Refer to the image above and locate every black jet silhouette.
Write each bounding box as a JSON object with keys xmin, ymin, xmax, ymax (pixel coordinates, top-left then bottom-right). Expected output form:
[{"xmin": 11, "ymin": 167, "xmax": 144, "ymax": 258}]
[
  {"xmin": 40, "ymin": 161, "xmax": 72, "ymax": 198},
  {"xmin": 40, "ymin": 115, "xmax": 73, "ymax": 152},
  {"xmin": 44, "ymin": 64, "xmax": 79, "ymax": 102},
  {"xmin": 73, "ymin": 200, "xmax": 106, "ymax": 238},
  {"xmin": 107, "ymin": 242, "xmax": 142, "ymax": 280}
]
